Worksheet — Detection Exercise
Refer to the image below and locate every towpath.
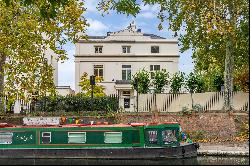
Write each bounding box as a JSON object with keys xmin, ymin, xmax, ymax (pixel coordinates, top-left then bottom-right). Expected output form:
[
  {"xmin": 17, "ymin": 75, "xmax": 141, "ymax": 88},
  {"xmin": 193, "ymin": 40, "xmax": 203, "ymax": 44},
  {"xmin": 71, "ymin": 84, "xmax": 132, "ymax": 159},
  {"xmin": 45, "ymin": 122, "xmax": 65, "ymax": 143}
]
[{"xmin": 198, "ymin": 142, "xmax": 249, "ymax": 156}]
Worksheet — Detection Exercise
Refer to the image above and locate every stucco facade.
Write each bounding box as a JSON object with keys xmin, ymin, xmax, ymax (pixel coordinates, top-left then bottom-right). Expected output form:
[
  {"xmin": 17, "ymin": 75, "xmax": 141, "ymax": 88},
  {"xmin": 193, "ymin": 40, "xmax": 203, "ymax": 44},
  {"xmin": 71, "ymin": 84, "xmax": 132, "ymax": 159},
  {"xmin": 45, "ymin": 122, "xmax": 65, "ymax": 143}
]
[
  {"xmin": 44, "ymin": 48, "xmax": 58, "ymax": 86},
  {"xmin": 56, "ymin": 86, "xmax": 75, "ymax": 96},
  {"xmin": 75, "ymin": 22, "xmax": 179, "ymax": 110}
]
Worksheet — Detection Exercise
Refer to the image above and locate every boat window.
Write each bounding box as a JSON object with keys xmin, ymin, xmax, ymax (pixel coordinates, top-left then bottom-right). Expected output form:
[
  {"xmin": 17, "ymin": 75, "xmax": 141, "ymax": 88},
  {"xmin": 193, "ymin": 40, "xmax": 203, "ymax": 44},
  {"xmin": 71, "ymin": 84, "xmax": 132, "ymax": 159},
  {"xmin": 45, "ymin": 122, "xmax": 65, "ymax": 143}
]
[
  {"xmin": 41, "ymin": 132, "xmax": 51, "ymax": 144},
  {"xmin": 0, "ymin": 132, "xmax": 13, "ymax": 144},
  {"xmin": 68, "ymin": 132, "xmax": 86, "ymax": 143},
  {"xmin": 162, "ymin": 130, "xmax": 177, "ymax": 144},
  {"xmin": 104, "ymin": 132, "xmax": 122, "ymax": 143},
  {"xmin": 148, "ymin": 130, "xmax": 158, "ymax": 144}
]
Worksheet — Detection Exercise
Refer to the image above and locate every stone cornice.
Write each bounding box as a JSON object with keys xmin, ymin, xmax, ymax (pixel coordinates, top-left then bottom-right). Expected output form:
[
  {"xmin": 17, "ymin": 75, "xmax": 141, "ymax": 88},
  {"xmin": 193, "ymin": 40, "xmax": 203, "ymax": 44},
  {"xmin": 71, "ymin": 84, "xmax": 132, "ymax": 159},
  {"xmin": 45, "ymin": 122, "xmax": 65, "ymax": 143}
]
[
  {"xmin": 77, "ymin": 40, "xmax": 178, "ymax": 44},
  {"xmin": 74, "ymin": 54, "xmax": 179, "ymax": 58}
]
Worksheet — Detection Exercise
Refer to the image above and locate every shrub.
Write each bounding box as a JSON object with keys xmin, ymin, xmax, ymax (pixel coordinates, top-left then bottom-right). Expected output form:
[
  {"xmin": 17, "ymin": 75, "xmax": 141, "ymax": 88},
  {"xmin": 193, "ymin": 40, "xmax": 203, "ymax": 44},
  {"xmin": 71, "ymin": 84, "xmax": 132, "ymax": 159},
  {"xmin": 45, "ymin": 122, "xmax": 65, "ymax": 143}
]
[
  {"xmin": 192, "ymin": 104, "xmax": 203, "ymax": 112},
  {"xmin": 152, "ymin": 69, "xmax": 169, "ymax": 93},
  {"xmin": 35, "ymin": 95, "xmax": 119, "ymax": 113},
  {"xmin": 170, "ymin": 72, "xmax": 185, "ymax": 93}
]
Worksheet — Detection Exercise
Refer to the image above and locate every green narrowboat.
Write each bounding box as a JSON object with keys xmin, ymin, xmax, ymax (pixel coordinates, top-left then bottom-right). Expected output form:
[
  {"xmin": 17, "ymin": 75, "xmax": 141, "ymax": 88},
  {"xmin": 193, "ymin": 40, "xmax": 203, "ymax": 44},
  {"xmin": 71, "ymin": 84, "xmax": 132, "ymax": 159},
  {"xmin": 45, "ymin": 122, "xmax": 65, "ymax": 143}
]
[{"xmin": 0, "ymin": 121, "xmax": 199, "ymax": 159}]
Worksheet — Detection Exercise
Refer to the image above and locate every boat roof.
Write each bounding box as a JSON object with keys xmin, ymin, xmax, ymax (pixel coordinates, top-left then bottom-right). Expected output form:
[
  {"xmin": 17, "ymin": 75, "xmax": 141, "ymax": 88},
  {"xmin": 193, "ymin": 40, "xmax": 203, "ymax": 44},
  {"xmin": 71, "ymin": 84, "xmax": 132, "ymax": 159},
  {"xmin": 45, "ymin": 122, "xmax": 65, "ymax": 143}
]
[{"xmin": 0, "ymin": 122, "xmax": 179, "ymax": 129}]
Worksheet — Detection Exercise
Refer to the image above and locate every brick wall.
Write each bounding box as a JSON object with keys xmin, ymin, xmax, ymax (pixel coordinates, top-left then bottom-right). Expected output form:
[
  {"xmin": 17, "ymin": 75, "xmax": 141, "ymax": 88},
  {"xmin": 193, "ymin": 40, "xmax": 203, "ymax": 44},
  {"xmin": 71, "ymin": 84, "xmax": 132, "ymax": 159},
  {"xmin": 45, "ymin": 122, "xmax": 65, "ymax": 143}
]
[
  {"xmin": 117, "ymin": 112, "xmax": 249, "ymax": 140},
  {"xmin": 0, "ymin": 112, "xmax": 248, "ymax": 140}
]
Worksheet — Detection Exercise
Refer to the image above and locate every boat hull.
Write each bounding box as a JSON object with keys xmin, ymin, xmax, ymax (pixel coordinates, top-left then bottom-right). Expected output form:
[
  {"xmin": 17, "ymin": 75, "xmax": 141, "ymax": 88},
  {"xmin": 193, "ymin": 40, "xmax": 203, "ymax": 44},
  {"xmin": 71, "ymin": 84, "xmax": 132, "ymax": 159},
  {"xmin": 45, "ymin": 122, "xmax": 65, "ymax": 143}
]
[{"xmin": 0, "ymin": 143, "xmax": 198, "ymax": 159}]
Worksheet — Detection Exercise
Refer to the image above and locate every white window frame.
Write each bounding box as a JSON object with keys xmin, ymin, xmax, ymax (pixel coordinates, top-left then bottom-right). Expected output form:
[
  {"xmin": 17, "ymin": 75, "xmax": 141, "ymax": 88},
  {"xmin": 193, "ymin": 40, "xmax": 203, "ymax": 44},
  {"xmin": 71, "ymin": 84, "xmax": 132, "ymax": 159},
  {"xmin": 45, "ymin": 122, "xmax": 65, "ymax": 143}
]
[
  {"xmin": 94, "ymin": 65, "xmax": 104, "ymax": 78},
  {"xmin": 150, "ymin": 65, "xmax": 160, "ymax": 79},
  {"xmin": 68, "ymin": 132, "xmax": 86, "ymax": 144},
  {"xmin": 0, "ymin": 132, "xmax": 13, "ymax": 144},
  {"xmin": 41, "ymin": 132, "xmax": 51, "ymax": 144},
  {"xmin": 122, "ymin": 65, "xmax": 132, "ymax": 80},
  {"xmin": 104, "ymin": 132, "xmax": 122, "ymax": 144},
  {"xmin": 122, "ymin": 46, "xmax": 131, "ymax": 53},
  {"xmin": 94, "ymin": 46, "xmax": 103, "ymax": 53}
]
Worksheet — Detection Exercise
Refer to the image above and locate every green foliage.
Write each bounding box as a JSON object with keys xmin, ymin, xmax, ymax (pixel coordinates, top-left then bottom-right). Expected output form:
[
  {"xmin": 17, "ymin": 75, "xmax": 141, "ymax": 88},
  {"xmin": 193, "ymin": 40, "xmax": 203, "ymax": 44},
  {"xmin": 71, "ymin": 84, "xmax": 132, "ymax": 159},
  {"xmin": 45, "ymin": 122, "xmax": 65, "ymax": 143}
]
[
  {"xmin": 78, "ymin": 72, "xmax": 106, "ymax": 97},
  {"xmin": 196, "ymin": 73, "xmax": 206, "ymax": 93},
  {"xmin": 98, "ymin": 0, "xmax": 140, "ymax": 16},
  {"xmin": 36, "ymin": 95, "xmax": 119, "ymax": 113},
  {"xmin": 192, "ymin": 104, "xmax": 203, "ymax": 113},
  {"xmin": 211, "ymin": 72, "xmax": 224, "ymax": 91},
  {"xmin": 236, "ymin": 122, "xmax": 249, "ymax": 140},
  {"xmin": 131, "ymin": 69, "xmax": 150, "ymax": 94},
  {"xmin": 152, "ymin": 69, "xmax": 169, "ymax": 93},
  {"xmin": 2, "ymin": 0, "xmax": 71, "ymax": 19},
  {"xmin": 170, "ymin": 72, "xmax": 185, "ymax": 93},
  {"xmin": 234, "ymin": 67, "xmax": 249, "ymax": 92},
  {"xmin": 185, "ymin": 72, "xmax": 206, "ymax": 93},
  {"xmin": 0, "ymin": 0, "xmax": 88, "ymax": 109},
  {"xmin": 185, "ymin": 72, "xmax": 196, "ymax": 93},
  {"xmin": 179, "ymin": 106, "xmax": 192, "ymax": 116},
  {"xmin": 190, "ymin": 130, "xmax": 206, "ymax": 141},
  {"xmin": 98, "ymin": 0, "xmax": 249, "ymax": 110}
]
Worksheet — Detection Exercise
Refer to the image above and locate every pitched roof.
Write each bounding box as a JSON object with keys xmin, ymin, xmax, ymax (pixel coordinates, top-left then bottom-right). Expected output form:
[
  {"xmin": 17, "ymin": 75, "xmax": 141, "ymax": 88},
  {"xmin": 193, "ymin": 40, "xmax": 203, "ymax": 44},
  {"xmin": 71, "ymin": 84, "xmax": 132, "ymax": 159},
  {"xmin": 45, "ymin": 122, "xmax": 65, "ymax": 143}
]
[{"xmin": 143, "ymin": 33, "xmax": 166, "ymax": 39}]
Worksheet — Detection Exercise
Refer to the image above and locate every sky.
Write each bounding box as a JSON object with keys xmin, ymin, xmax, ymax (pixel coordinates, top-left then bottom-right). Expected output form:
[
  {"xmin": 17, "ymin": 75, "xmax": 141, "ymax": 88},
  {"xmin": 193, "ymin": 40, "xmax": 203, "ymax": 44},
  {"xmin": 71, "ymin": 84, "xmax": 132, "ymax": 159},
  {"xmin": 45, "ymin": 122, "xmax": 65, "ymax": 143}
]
[{"xmin": 58, "ymin": 0, "xmax": 194, "ymax": 90}]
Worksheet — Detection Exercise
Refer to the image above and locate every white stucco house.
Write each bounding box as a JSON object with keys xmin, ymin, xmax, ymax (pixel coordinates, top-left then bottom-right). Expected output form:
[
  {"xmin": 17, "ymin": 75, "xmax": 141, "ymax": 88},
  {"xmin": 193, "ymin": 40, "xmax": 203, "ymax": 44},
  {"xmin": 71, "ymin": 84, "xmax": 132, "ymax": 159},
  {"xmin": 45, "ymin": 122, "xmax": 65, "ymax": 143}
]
[
  {"xmin": 44, "ymin": 48, "xmax": 58, "ymax": 86},
  {"xmin": 74, "ymin": 22, "xmax": 179, "ymax": 110},
  {"xmin": 45, "ymin": 48, "xmax": 74, "ymax": 96}
]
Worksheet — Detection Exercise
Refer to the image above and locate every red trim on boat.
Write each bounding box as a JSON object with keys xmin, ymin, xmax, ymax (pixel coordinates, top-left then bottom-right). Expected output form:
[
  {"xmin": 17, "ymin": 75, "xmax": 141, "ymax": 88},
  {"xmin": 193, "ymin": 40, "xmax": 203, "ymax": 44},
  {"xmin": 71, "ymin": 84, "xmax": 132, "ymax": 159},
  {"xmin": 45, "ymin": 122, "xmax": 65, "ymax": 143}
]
[
  {"xmin": 0, "ymin": 123, "xmax": 15, "ymax": 128},
  {"xmin": 130, "ymin": 123, "xmax": 145, "ymax": 126},
  {"xmin": 0, "ymin": 122, "xmax": 179, "ymax": 128}
]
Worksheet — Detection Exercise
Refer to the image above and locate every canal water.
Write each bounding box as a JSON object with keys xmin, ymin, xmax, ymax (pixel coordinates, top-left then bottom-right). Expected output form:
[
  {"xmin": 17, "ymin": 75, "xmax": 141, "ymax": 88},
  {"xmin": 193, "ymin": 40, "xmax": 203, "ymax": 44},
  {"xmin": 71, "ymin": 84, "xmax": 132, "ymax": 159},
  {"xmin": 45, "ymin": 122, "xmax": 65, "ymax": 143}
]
[{"xmin": 0, "ymin": 156, "xmax": 249, "ymax": 165}]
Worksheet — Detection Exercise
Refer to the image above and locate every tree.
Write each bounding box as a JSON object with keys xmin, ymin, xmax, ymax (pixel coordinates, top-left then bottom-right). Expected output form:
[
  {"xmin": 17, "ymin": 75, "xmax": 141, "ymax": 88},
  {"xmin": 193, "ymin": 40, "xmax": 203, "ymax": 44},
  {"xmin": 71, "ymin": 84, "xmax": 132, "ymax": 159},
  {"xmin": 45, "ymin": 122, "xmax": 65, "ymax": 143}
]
[
  {"xmin": 131, "ymin": 69, "xmax": 150, "ymax": 94},
  {"xmin": 2, "ymin": 0, "xmax": 71, "ymax": 19},
  {"xmin": 170, "ymin": 72, "xmax": 185, "ymax": 93},
  {"xmin": 78, "ymin": 72, "xmax": 105, "ymax": 97},
  {"xmin": 211, "ymin": 72, "xmax": 225, "ymax": 92},
  {"xmin": 185, "ymin": 72, "xmax": 206, "ymax": 93},
  {"xmin": 234, "ymin": 67, "xmax": 249, "ymax": 92},
  {"xmin": 185, "ymin": 72, "xmax": 197, "ymax": 94},
  {"xmin": 0, "ymin": 0, "xmax": 88, "ymax": 111},
  {"xmin": 185, "ymin": 72, "xmax": 206, "ymax": 108},
  {"xmin": 152, "ymin": 69, "xmax": 169, "ymax": 93},
  {"xmin": 195, "ymin": 73, "xmax": 206, "ymax": 93},
  {"xmin": 98, "ymin": 0, "xmax": 249, "ymax": 111}
]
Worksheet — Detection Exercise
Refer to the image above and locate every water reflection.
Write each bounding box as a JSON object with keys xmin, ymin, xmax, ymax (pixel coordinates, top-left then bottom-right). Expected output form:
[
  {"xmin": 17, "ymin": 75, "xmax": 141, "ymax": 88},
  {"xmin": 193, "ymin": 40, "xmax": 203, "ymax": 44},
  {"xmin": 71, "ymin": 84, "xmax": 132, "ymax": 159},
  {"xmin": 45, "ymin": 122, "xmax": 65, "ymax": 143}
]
[{"xmin": 0, "ymin": 156, "xmax": 248, "ymax": 165}]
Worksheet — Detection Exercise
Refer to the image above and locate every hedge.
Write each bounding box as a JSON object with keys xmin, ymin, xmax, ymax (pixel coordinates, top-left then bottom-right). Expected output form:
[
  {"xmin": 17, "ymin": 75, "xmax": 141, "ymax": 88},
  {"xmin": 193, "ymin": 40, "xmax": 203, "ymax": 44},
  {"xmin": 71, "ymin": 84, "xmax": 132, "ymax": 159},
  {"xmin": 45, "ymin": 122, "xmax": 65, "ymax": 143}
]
[{"xmin": 35, "ymin": 95, "xmax": 119, "ymax": 112}]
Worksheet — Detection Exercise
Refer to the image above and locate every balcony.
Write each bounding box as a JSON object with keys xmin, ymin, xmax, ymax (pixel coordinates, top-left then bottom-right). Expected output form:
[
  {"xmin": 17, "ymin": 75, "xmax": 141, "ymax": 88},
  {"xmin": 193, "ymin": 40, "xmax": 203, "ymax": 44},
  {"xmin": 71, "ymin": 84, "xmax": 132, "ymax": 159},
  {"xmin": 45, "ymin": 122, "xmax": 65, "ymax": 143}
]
[{"xmin": 115, "ymin": 80, "xmax": 131, "ymax": 84}]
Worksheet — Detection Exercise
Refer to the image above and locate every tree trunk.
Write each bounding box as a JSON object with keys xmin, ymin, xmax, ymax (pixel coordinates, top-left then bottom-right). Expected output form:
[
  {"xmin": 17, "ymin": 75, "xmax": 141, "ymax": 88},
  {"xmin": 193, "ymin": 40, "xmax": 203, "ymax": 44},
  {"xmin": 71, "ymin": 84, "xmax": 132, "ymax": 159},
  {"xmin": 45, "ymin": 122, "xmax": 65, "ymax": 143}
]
[
  {"xmin": 223, "ymin": 37, "xmax": 234, "ymax": 111},
  {"xmin": 191, "ymin": 92, "xmax": 194, "ymax": 109},
  {"xmin": 0, "ymin": 53, "xmax": 6, "ymax": 112},
  {"xmin": 223, "ymin": 1, "xmax": 235, "ymax": 111}
]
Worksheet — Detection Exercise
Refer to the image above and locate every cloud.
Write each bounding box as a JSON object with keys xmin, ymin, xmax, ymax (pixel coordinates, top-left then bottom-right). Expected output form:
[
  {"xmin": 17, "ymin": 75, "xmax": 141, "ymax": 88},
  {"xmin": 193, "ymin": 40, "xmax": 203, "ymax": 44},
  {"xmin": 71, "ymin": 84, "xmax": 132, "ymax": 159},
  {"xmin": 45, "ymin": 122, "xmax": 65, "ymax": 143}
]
[
  {"xmin": 137, "ymin": 12, "xmax": 156, "ymax": 19},
  {"xmin": 137, "ymin": 4, "xmax": 159, "ymax": 19},
  {"xmin": 84, "ymin": 0, "xmax": 99, "ymax": 13},
  {"xmin": 86, "ymin": 18, "xmax": 109, "ymax": 36}
]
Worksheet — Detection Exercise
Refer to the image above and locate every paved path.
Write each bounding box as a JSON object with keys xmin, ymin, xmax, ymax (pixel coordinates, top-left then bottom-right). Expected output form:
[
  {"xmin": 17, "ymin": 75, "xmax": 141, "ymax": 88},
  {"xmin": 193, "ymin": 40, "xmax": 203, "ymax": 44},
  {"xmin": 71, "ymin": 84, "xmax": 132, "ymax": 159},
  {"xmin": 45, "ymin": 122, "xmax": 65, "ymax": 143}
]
[{"xmin": 198, "ymin": 142, "xmax": 249, "ymax": 156}]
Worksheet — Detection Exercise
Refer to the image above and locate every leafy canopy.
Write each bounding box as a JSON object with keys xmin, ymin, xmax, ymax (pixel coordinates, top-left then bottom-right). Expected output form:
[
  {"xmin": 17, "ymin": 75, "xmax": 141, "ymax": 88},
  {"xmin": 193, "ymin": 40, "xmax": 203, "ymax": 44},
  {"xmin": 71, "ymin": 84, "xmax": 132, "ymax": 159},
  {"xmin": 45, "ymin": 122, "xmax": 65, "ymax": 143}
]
[
  {"xmin": 0, "ymin": 0, "xmax": 88, "ymax": 105},
  {"xmin": 152, "ymin": 69, "xmax": 169, "ymax": 93},
  {"xmin": 131, "ymin": 68, "xmax": 150, "ymax": 94},
  {"xmin": 78, "ymin": 72, "xmax": 106, "ymax": 97}
]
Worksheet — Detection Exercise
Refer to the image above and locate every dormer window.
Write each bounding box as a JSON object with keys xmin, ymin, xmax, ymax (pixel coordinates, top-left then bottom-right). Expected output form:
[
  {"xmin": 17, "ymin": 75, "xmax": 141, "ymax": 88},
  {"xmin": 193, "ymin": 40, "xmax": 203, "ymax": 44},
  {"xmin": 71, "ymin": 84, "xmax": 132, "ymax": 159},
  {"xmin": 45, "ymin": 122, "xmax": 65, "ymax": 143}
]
[
  {"xmin": 122, "ymin": 46, "xmax": 131, "ymax": 53},
  {"xmin": 95, "ymin": 46, "xmax": 103, "ymax": 53},
  {"xmin": 151, "ymin": 46, "xmax": 159, "ymax": 53}
]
